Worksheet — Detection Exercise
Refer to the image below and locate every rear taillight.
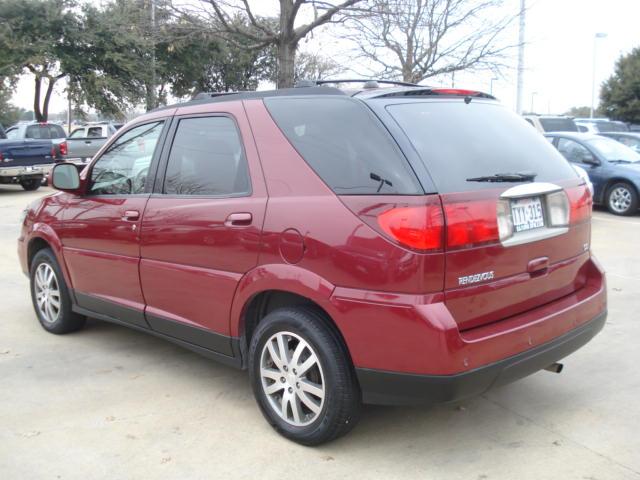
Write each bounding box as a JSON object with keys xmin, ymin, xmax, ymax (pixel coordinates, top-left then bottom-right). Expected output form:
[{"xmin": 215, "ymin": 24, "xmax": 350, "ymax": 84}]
[
  {"xmin": 59, "ymin": 141, "xmax": 68, "ymax": 156},
  {"xmin": 567, "ymin": 185, "xmax": 592, "ymax": 224},
  {"xmin": 51, "ymin": 145, "xmax": 56, "ymax": 157},
  {"xmin": 0, "ymin": 152, "xmax": 3, "ymax": 162},
  {"xmin": 444, "ymin": 200, "xmax": 500, "ymax": 249},
  {"xmin": 546, "ymin": 191, "xmax": 570, "ymax": 226},
  {"xmin": 377, "ymin": 205, "xmax": 444, "ymax": 251}
]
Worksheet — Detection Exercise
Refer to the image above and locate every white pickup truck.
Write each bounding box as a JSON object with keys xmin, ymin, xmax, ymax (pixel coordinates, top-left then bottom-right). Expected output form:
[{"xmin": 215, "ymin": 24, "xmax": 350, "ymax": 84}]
[{"xmin": 64, "ymin": 123, "xmax": 120, "ymax": 164}]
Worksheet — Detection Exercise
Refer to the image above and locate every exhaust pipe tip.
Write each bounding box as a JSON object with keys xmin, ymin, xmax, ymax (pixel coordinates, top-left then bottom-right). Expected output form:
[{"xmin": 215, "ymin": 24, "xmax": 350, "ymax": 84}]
[{"xmin": 544, "ymin": 362, "xmax": 564, "ymax": 374}]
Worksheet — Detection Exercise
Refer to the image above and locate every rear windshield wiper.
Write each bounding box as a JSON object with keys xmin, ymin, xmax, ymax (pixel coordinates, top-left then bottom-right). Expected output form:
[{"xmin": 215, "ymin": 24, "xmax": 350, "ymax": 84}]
[
  {"xmin": 608, "ymin": 159, "xmax": 633, "ymax": 164},
  {"xmin": 370, "ymin": 172, "xmax": 393, "ymax": 192},
  {"xmin": 466, "ymin": 172, "xmax": 537, "ymax": 183}
]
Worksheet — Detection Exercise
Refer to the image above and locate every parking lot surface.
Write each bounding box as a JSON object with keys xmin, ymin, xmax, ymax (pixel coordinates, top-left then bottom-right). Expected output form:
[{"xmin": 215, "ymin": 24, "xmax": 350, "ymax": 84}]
[{"xmin": 1, "ymin": 185, "xmax": 639, "ymax": 480}]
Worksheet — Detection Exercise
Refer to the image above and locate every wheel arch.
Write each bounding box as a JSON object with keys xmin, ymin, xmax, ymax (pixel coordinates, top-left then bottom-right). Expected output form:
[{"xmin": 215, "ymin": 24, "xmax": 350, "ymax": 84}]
[
  {"xmin": 27, "ymin": 225, "xmax": 74, "ymax": 290},
  {"xmin": 230, "ymin": 264, "xmax": 353, "ymax": 369}
]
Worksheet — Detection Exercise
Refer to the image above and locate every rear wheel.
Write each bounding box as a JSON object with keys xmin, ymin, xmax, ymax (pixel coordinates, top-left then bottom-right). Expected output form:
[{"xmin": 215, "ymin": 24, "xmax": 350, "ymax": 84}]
[
  {"xmin": 20, "ymin": 179, "xmax": 41, "ymax": 191},
  {"xmin": 249, "ymin": 307, "xmax": 361, "ymax": 445},
  {"xmin": 30, "ymin": 249, "xmax": 86, "ymax": 334},
  {"xmin": 606, "ymin": 182, "xmax": 638, "ymax": 215}
]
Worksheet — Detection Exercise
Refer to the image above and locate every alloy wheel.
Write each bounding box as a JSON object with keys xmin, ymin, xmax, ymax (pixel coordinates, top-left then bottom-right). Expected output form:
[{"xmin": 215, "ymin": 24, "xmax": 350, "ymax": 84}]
[
  {"xmin": 260, "ymin": 331, "xmax": 326, "ymax": 427},
  {"xmin": 34, "ymin": 263, "xmax": 61, "ymax": 324},
  {"xmin": 610, "ymin": 186, "xmax": 632, "ymax": 214}
]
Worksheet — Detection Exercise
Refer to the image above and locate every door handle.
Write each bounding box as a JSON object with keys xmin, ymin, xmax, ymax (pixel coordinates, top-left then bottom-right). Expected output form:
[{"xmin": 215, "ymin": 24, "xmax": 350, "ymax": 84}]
[
  {"xmin": 527, "ymin": 256, "xmax": 549, "ymax": 275},
  {"xmin": 84, "ymin": 140, "xmax": 92, "ymax": 144},
  {"xmin": 224, "ymin": 212, "xmax": 252, "ymax": 227},
  {"xmin": 122, "ymin": 210, "xmax": 140, "ymax": 221}
]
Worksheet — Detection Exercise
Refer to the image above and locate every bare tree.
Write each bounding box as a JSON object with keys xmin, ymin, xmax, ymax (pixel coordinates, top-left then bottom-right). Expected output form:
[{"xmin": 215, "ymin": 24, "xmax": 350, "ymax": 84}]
[
  {"xmin": 294, "ymin": 52, "xmax": 345, "ymax": 81},
  {"xmin": 345, "ymin": 0, "xmax": 518, "ymax": 84},
  {"xmin": 179, "ymin": 1, "xmax": 363, "ymax": 88}
]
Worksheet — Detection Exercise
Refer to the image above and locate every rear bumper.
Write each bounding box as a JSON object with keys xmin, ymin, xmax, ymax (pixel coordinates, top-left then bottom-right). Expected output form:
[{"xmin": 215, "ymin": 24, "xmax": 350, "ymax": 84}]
[
  {"xmin": 0, "ymin": 164, "xmax": 50, "ymax": 182},
  {"xmin": 356, "ymin": 309, "xmax": 606, "ymax": 405}
]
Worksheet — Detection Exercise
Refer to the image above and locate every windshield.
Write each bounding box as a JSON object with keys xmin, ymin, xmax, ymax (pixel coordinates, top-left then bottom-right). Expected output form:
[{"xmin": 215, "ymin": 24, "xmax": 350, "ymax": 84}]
[
  {"xmin": 539, "ymin": 118, "xmax": 578, "ymax": 132},
  {"xmin": 386, "ymin": 100, "xmax": 577, "ymax": 192},
  {"xmin": 587, "ymin": 137, "xmax": 640, "ymax": 162}
]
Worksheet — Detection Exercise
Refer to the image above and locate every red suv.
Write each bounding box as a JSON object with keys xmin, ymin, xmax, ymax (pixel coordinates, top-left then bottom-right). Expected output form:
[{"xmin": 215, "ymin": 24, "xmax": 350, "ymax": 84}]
[{"xmin": 18, "ymin": 83, "xmax": 606, "ymax": 445}]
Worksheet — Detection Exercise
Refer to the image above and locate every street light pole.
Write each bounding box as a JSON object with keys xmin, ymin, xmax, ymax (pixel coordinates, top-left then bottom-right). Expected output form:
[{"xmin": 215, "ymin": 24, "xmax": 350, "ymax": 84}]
[
  {"xmin": 490, "ymin": 77, "xmax": 499, "ymax": 96},
  {"xmin": 516, "ymin": 0, "xmax": 526, "ymax": 114},
  {"xmin": 530, "ymin": 91, "xmax": 538, "ymax": 113},
  {"xmin": 591, "ymin": 32, "xmax": 608, "ymax": 118}
]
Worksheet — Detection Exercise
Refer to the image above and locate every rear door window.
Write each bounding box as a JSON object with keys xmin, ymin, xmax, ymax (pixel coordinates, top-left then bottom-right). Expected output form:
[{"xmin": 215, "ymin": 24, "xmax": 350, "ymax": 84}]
[
  {"xmin": 265, "ymin": 97, "xmax": 422, "ymax": 195},
  {"xmin": 386, "ymin": 101, "xmax": 577, "ymax": 193},
  {"xmin": 557, "ymin": 138, "xmax": 594, "ymax": 163},
  {"xmin": 163, "ymin": 116, "xmax": 250, "ymax": 196}
]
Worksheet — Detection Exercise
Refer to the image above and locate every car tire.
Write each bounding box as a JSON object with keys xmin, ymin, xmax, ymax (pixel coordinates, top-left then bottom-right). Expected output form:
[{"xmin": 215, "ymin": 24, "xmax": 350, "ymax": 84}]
[
  {"xmin": 20, "ymin": 179, "xmax": 41, "ymax": 191},
  {"xmin": 30, "ymin": 248, "xmax": 86, "ymax": 334},
  {"xmin": 249, "ymin": 306, "xmax": 361, "ymax": 446},
  {"xmin": 606, "ymin": 182, "xmax": 638, "ymax": 216}
]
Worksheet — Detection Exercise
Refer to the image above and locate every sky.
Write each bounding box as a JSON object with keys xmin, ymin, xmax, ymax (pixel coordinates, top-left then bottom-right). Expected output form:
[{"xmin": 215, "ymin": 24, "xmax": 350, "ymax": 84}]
[{"xmin": 11, "ymin": 0, "xmax": 640, "ymax": 116}]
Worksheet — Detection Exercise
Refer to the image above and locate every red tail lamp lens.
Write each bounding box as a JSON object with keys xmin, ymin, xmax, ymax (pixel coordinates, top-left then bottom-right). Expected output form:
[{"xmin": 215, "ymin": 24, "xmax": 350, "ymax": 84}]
[
  {"xmin": 432, "ymin": 88, "xmax": 481, "ymax": 96},
  {"xmin": 377, "ymin": 206, "xmax": 444, "ymax": 251},
  {"xmin": 567, "ymin": 185, "xmax": 592, "ymax": 224},
  {"xmin": 444, "ymin": 200, "xmax": 500, "ymax": 248},
  {"xmin": 59, "ymin": 141, "xmax": 68, "ymax": 156}
]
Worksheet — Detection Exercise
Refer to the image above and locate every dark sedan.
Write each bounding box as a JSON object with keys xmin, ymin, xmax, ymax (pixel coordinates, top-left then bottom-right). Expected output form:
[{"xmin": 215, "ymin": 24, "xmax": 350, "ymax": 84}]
[
  {"xmin": 545, "ymin": 132, "xmax": 640, "ymax": 215},
  {"xmin": 599, "ymin": 132, "xmax": 640, "ymax": 154}
]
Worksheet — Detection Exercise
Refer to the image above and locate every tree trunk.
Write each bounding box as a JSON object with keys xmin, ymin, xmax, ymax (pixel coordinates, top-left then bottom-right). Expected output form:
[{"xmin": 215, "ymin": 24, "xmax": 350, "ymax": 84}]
[
  {"xmin": 41, "ymin": 77, "xmax": 57, "ymax": 122},
  {"xmin": 33, "ymin": 76, "xmax": 43, "ymax": 122},
  {"xmin": 277, "ymin": 40, "xmax": 297, "ymax": 89}
]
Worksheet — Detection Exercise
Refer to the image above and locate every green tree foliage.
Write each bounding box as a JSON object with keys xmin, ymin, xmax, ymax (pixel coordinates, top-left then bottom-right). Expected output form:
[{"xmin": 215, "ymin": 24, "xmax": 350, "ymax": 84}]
[
  {"xmin": 601, "ymin": 47, "xmax": 640, "ymax": 123},
  {"xmin": 0, "ymin": 78, "xmax": 26, "ymax": 127},
  {"xmin": 0, "ymin": 0, "xmax": 80, "ymax": 121}
]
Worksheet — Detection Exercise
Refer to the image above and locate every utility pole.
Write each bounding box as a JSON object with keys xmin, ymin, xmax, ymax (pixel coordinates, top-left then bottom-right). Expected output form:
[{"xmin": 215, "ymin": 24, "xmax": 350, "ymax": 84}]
[
  {"xmin": 515, "ymin": 0, "xmax": 526, "ymax": 114},
  {"xmin": 150, "ymin": 0, "xmax": 157, "ymax": 110},
  {"xmin": 591, "ymin": 32, "xmax": 608, "ymax": 118}
]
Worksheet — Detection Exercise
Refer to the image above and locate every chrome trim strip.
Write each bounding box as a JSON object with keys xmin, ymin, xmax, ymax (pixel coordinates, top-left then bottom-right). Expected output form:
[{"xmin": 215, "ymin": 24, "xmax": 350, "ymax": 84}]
[
  {"xmin": 500, "ymin": 182, "xmax": 562, "ymax": 199},
  {"xmin": 501, "ymin": 226, "xmax": 568, "ymax": 247}
]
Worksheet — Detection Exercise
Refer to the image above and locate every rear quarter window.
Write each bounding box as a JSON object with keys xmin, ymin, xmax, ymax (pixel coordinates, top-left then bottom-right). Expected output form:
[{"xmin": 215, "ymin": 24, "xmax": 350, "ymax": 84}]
[
  {"xmin": 386, "ymin": 100, "xmax": 578, "ymax": 193},
  {"xmin": 264, "ymin": 96, "xmax": 422, "ymax": 195}
]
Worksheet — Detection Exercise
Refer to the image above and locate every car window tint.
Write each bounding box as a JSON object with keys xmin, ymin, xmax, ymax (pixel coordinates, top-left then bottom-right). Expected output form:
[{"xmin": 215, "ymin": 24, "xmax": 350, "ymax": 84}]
[
  {"xmin": 89, "ymin": 121, "xmax": 164, "ymax": 195},
  {"xmin": 539, "ymin": 118, "xmax": 578, "ymax": 132},
  {"xmin": 68, "ymin": 128, "xmax": 85, "ymax": 138},
  {"xmin": 387, "ymin": 101, "xmax": 577, "ymax": 193},
  {"xmin": 265, "ymin": 97, "xmax": 421, "ymax": 195},
  {"xmin": 26, "ymin": 125, "xmax": 45, "ymax": 139},
  {"xmin": 49, "ymin": 124, "xmax": 65, "ymax": 138},
  {"xmin": 556, "ymin": 138, "xmax": 593, "ymax": 163},
  {"xmin": 88, "ymin": 127, "xmax": 103, "ymax": 138},
  {"xmin": 163, "ymin": 116, "xmax": 250, "ymax": 196}
]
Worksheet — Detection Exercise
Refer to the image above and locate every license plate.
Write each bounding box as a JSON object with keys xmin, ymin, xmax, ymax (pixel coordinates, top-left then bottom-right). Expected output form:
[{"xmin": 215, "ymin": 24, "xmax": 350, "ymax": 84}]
[{"xmin": 511, "ymin": 197, "xmax": 544, "ymax": 232}]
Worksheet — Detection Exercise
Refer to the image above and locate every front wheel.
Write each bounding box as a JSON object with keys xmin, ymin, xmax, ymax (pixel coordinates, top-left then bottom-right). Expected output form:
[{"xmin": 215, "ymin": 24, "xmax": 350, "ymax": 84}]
[
  {"xmin": 606, "ymin": 182, "xmax": 638, "ymax": 216},
  {"xmin": 249, "ymin": 307, "xmax": 361, "ymax": 445},
  {"xmin": 30, "ymin": 248, "xmax": 86, "ymax": 334},
  {"xmin": 20, "ymin": 179, "xmax": 41, "ymax": 191}
]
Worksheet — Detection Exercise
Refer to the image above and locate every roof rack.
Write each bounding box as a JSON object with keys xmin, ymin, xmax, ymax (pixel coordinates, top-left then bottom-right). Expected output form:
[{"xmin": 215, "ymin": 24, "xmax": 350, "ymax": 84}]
[
  {"xmin": 295, "ymin": 79, "xmax": 420, "ymax": 89},
  {"xmin": 192, "ymin": 91, "xmax": 239, "ymax": 100}
]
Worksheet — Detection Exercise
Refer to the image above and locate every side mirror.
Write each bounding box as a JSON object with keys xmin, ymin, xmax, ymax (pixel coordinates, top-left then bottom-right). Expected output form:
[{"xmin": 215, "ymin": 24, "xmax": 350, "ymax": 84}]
[
  {"xmin": 52, "ymin": 163, "xmax": 82, "ymax": 193},
  {"xmin": 581, "ymin": 154, "xmax": 600, "ymax": 166}
]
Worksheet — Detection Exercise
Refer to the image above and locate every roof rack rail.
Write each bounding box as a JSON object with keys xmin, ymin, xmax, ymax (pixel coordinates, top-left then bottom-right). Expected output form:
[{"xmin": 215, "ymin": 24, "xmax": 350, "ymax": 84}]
[
  {"xmin": 295, "ymin": 79, "xmax": 420, "ymax": 89},
  {"xmin": 192, "ymin": 91, "xmax": 239, "ymax": 100}
]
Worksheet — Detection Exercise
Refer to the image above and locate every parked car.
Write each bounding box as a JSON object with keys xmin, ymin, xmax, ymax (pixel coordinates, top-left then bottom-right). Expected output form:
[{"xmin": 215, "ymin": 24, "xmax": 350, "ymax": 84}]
[
  {"xmin": 523, "ymin": 114, "xmax": 578, "ymax": 133},
  {"xmin": 598, "ymin": 132, "xmax": 640, "ymax": 154},
  {"xmin": 575, "ymin": 118, "xmax": 630, "ymax": 133},
  {"xmin": 18, "ymin": 83, "xmax": 606, "ymax": 445},
  {"xmin": 4, "ymin": 121, "xmax": 68, "ymax": 165},
  {"xmin": 546, "ymin": 132, "xmax": 640, "ymax": 215},
  {"xmin": 0, "ymin": 123, "xmax": 61, "ymax": 190},
  {"xmin": 64, "ymin": 122, "xmax": 119, "ymax": 164}
]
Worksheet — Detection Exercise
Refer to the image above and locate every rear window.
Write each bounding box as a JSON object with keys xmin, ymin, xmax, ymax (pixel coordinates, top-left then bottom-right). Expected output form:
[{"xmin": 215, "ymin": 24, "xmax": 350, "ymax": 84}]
[
  {"xmin": 25, "ymin": 124, "xmax": 66, "ymax": 139},
  {"xmin": 265, "ymin": 97, "xmax": 422, "ymax": 195},
  {"xmin": 387, "ymin": 101, "xmax": 578, "ymax": 193},
  {"xmin": 539, "ymin": 117, "xmax": 578, "ymax": 132}
]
